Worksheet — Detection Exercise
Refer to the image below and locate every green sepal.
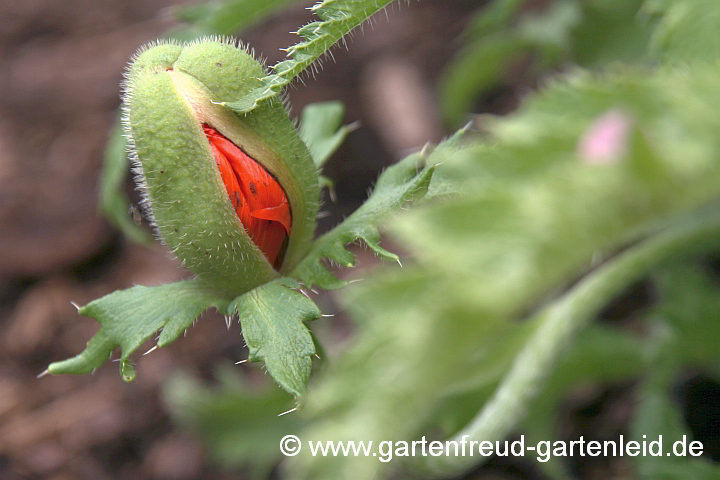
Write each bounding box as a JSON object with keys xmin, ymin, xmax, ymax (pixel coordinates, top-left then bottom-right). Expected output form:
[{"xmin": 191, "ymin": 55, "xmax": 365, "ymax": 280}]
[
  {"xmin": 169, "ymin": 41, "xmax": 320, "ymax": 273},
  {"xmin": 126, "ymin": 43, "xmax": 276, "ymax": 297},
  {"xmin": 229, "ymin": 278, "xmax": 321, "ymax": 397},
  {"xmin": 47, "ymin": 279, "xmax": 230, "ymax": 381}
]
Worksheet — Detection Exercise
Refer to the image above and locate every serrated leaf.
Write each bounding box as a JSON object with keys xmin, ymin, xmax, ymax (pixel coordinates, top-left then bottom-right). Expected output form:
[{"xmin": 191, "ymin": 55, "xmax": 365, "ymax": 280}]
[
  {"xmin": 100, "ymin": 120, "xmax": 152, "ymax": 244},
  {"xmin": 221, "ymin": 0, "xmax": 398, "ymax": 114},
  {"xmin": 229, "ymin": 278, "xmax": 321, "ymax": 397},
  {"xmin": 289, "ymin": 150, "xmax": 436, "ymax": 290},
  {"xmin": 298, "ymin": 101, "xmax": 351, "ymax": 168},
  {"xmin": 285, "ymin": 127, "xmax": 464, "ymax": 291},
  {"xmin": 48, "ymin": 279, "xmax": 230, "ymax": 381}
]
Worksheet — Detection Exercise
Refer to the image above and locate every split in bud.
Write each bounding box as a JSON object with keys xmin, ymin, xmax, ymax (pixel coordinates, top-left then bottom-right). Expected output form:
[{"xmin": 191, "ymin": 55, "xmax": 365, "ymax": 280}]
[{"xmin": 203, "ymin": 125, "xmax": 292, "ymax": 268}]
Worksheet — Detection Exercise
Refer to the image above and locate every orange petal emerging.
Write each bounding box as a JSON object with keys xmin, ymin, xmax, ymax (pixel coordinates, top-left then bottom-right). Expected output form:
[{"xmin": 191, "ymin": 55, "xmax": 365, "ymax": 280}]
[{"xmin": 204, "ymin": 125, "xmax": 292, "ymax": 268}]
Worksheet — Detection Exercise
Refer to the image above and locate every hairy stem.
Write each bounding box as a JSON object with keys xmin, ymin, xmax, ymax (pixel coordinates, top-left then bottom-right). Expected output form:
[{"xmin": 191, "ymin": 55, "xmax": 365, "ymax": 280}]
[{"xmin": 412, "ymin": 204, "xmax": 720, "ymax": 477}]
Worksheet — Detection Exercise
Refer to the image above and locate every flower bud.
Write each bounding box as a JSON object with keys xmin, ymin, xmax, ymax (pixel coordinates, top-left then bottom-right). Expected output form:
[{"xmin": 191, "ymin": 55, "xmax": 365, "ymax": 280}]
[{"xmin": 123, "ymin": 38, "xmax": 319, "ymax": 296}]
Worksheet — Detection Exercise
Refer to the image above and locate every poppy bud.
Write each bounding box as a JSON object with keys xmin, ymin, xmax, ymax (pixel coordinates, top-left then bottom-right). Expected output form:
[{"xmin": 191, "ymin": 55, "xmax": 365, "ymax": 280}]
[{"xmin": 123, "ymin": 38, "xmax": 319, "ymax": 297}]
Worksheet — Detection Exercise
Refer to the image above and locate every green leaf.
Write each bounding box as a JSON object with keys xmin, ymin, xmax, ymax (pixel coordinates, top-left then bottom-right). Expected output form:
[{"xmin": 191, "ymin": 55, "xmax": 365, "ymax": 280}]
[
  {"xmin": 404, "ymin": 66, "xmax": 720, "ymax": 299},
  {"xmin": 440, "ymin": 34, "xmax": 528, "ymax": 125},
  {"xmin": 521, "ymin": 325, "xmax": 649, "ymax": 480},
  {"xmin": 298, "ymin": 101, "xmax": 352, "ymax": 168},
  {"xmin": 171, "ymin": 0, "xmax": 300, "ymax": 36},
  {"xmin": 441, "ymin": 0, "xmax": 654, "ymax": 122},
  {"xmin": 47, "ymin": 279, "xmax": 230, "ymax": 381},
  {"xmin": 221, "ymin": 0, "xmax": 398, "ymax": 114},
  {"xmin": 289, "ymin": 147, "xmax": 439, "ymax": 290},
  {"xmin": 466, "ymin": 0, "xmax": 526, "ymax": 39},
  {"xmin": 624, "ymin": 261, "xmax": 720, "ymax": 479},
  {"xmin": 318, "ymin": 175, "xmax": 336, "ymax": 201},
  {"xmin": 631, "ymin": 363, "xmax": 720, "ymax": 479},
  {"xmin": 565, "ymin": 0, "xmax": 652, "ymax": 66},
  {"xmin": 229, "ymin": 278, "xmax": 321, "ymax": 397},
  {"xmin": 165, "ymin": 369, "xmax": 301, "ymax": 479},
  {"xmin": 47, "ymin": 276, "xmax": 323, "ymax": 396},
  {"xmin": 99, "ymin": 120, "xmax": 152, "ymax": 244},
  {"xmin": 647, "ymin": 0, "xmax": 720, "ymax": 63},
  {"xmin": 527, "ymin": 324, "xmax": 649, "ymax": 428},
  {"xmin": 441, "ymin": 0, "xmax": 583, "ymax": 123},
  {"xmin": 651, "ymin": 263, "xmax": 720, "ymax": 365}
]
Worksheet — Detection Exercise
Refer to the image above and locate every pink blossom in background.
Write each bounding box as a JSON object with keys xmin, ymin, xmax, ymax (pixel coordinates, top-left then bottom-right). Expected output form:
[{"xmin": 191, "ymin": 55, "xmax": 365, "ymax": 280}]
[{"xmin": 577, "ymin": 109, "xmax": 633, "ymax": 164}]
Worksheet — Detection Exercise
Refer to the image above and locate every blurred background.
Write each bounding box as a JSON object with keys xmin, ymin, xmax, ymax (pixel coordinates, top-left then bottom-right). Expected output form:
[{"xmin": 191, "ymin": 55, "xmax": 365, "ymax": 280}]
[{"xmin": 2, "ymin": 1, "xmax": 720, "ymax": 480}]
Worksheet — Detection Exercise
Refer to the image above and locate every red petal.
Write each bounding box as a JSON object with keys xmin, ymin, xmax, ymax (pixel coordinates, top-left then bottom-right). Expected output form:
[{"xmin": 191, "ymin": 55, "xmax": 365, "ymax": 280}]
[
  {"xmin": 250, "ymin": 205, "xmax": 292, "ymax": 233},
  {"xmin": 203, "ymin": 125, "xmax": 292, "ymax": 268}
]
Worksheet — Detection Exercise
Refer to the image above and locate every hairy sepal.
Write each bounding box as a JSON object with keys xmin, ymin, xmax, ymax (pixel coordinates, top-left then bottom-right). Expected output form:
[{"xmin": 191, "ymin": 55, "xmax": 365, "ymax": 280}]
[{"xmin": 124, "ymin": 39, "xmax": 320, "ymax": 297}]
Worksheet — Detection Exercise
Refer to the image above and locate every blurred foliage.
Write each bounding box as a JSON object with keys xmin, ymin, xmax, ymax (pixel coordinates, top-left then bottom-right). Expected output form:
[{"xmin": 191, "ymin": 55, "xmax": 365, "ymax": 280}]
[
  {"xmin": 170, "ymin": 0, "xmax": 299, "ymax": 37},
  {"xmin": 144, "ymin": 0, "xmax": 720, "ymax": 479},
  {"xmin": 166, "ymin": 367, "xmax": 301, "ymax": 480},
  {"xmin": 440, "ymin": 0, "xmax": 720, "ymax": 124},
  {"xmin": 629, "ymin": 263, "xmax": 720, "ymax": 479},
  {"xmin": 287, "ymin": 65, "xmax": 720, "ymax": 479}
]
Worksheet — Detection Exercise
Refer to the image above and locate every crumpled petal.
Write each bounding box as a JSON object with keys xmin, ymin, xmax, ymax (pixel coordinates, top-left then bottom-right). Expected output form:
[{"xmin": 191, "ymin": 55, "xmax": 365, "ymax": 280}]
[{"xmin": 204, "ymin": 125, "xmax": 292, "ymax": 268}]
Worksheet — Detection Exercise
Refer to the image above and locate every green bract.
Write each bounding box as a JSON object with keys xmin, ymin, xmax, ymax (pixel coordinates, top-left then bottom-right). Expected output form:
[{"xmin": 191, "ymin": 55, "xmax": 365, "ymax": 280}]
[{"xmin": 123, "ymin": 38, "xmax": 320, "ymax": 297}]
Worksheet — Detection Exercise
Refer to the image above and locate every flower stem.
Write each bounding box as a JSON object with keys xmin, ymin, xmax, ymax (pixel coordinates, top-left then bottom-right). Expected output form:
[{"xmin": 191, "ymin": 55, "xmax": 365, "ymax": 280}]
[{"xmin": 413, "ymin": 204, "xmax": 720, "ymax": 477}]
